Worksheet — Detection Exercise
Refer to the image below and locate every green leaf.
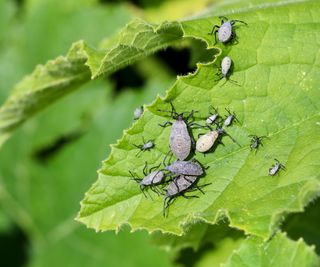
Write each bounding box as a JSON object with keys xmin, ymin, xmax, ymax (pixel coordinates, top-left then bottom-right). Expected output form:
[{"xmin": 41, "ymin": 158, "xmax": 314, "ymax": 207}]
[
  {"xmin": 223, "ymin": 232, "xmax": 319, "ymax": 267},
  {"xmin": 0, "ymin": 18, "xmax": 183, "ymax": 146},
  {"xmin": 77, "ymin": 0, "xmax": 320, "ymax": 239}
]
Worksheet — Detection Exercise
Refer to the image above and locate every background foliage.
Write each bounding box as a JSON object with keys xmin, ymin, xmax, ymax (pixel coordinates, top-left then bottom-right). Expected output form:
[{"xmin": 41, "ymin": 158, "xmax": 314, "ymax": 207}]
[{"xmin": 0, "ymin": 0, "xmax": 319, "ymax": 266}]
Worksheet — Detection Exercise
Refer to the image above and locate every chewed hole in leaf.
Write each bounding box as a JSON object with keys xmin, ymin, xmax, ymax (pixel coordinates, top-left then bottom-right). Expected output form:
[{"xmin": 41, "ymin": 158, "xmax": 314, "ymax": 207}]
[
  {"xmin": 109, "ymin": 64, "xmax": 146, "ymax": 94},
  {"xmin": 282, "ymin": 196, "xmax": 320, "ymax": 254},
  {"xmin": 155, "ymin": 38, "xmax": 218, "ymax": 76}
]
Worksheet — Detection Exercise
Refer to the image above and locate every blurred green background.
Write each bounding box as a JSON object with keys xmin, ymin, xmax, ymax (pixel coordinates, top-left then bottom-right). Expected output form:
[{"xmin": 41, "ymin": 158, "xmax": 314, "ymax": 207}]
[
  {"xmin": 0, "ymin": 0, "xmax": 189, "ymax": 266},
  {"xmin": 2, "ymin": 0, "xmax": 318, "ymax": 266}
]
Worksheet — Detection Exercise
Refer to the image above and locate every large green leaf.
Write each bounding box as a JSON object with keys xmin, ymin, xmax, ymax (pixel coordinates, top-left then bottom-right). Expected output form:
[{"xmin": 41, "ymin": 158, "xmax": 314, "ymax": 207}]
[{"xmin": 77, "ymin": 0, "xmax": 320, "ymax": 240}]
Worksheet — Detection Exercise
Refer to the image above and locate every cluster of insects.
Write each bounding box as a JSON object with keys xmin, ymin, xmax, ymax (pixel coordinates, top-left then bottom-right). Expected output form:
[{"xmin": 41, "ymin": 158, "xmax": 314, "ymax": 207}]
[
  {"xmin": 129, "ymin": 16, "xmax": 286, "ymax": 217},
  {"xmin": 208, "ymin": 16, "xmax": 248, "ymax": 84},
  {"xmin": 130, "ymin": 102, "xmax": 286, "ymax": 217}
]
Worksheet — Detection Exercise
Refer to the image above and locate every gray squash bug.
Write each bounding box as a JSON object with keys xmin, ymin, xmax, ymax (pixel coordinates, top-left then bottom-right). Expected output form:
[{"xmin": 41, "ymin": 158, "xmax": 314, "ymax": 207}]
[
  {"xmin": 163, "ymin": 175, "xmax": 210, "ymax": 217},
  {"xmin": 215, "ymin": 56, "xmax": 238, "ymax": 84},
  {"xmin": 158, "ymin": 102, "xmax": 202, "ymax": 160},
  {"xmin": 164, "ymin": 159, "xmax": 204, "ymax": 176},
  {"xmin": 224, "ymin": 108, "xmax": 239, "ymax": 127},
  {"xmin": 209, "ymin": 16, "xmax": 247, "ymax": 44},
  {"xmin": 133, "ymin": 106, "xmax": 144, "ymax": 120},
  {"xmin": 269, "ymin": 159, "xmax": 286, "ymax": 176},
  {"xmin": 130, "ymin": 162, "xmax": 166, "ymax": 198},
  {"xmin": 206, "ymin": 106, "xmax": 220, "ymax": 125},
  {"xmin": 196, "ymin": 124, "xmax": 240, "ymax": 153},
  {"xmin": 133, "ymin": 137, "xmax": 155, "ymax": 156},
  {"xmin": 249, "ymin": 135, "xmax": 267, "ymax": 152}
]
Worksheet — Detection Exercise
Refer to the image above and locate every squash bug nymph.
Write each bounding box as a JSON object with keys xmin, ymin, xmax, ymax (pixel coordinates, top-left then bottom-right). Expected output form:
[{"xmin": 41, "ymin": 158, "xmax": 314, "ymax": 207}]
[
  {"xmin": 130, "ymin": 162, "xmax": 166, "ymax": 198},
  {"xmin": 196, "ymin": 124, "xmax": 240, "ymax": 153},
  {"xmin": 249, "ymin": 135, "xmax": 267, "ymax": 153},
  {"xmin": 209, "ymin": 16, "xmax": 247, "ymax": 45},
  {"xmin": 206, "ymin": 106, "xmax": 220, "ymax": 125},
  {"xmin": 163, "ymin": 175, "xmax": 210, "ymax": 217},
  {"xmin": 269, "ymin": 159, "xmax": 286, "ymax": 176},
  {"xmin": 158, "ymin": 102, "xmax": 203, "ymax": 160},
  {"xmin": 164, "ymin": 159, "xmax": 204, "ymax": 176},
  {"xmin": 133, "ymin": 106, "xmax": 144, "ymax": 120},
  {"xmin": 132, "ymin": 137, "xmax": 155, "ymax": 156},
  {"xmin": 224, "ymin": 108, "xmax": 239, "ymax": 127},
  {"xmin": 215, "ymin": 56, "xmax": 238, "ymax": 85}
]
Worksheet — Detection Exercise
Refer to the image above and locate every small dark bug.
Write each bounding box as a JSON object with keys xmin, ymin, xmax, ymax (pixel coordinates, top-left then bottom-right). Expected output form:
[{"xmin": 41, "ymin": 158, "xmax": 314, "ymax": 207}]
[
  {"xmin": 209, "ymin": 16, "xmax": 247, "ymax": 44},
  {"xmin": 269, "ymin": 159, "xmax": 286, "ymax": 176},
  {"xmin": 164, "ymin": 159, "xmax": 204, "ymax": 176},
  {"xmin": 206, "ymin": 106, "xmax": 220, "ymax": 124},
  {"xmin": 130, "ymin": 162, "xmax": 165, "ymax": 198},
  {"xmin": 224, "ymin": 108, "xmax": 239, "ymax": 127},
  {"xmin": 133, "ymin": 106, "xmax": 144, "ymax": 120},
  {"xmin": 249, "ymin": 135, "xmax": 267, "ymax": 152},
  {"xmin": 133, "ymin": 137, "xmax": 155, "ymax": 156},
  {"xmin": 158, "ymin": 103, "xmax": 201, "ymax": 161}
]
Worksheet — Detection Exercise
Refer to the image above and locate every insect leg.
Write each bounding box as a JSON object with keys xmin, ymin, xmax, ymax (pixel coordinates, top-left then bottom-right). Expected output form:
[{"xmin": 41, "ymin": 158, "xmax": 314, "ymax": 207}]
[
  {"xmin": 143, "ymin": 161, "xmax": 148, "ymax": 176},
  {"xmin": 230, "ymin": 19, "xmax": 248, "ymax": 26},
  {"xmin": 208, "ymin": 25, "xmax": 219, "ymax": 35},
  {"xmin": 182, "ymin": 194, "xmax": 199, "ymax": 199},
  {"xmin": 159, "ymin": 121, "xmax": 173, "ymax": 128},
  {"xmin": 140, "ymin": 185, "xmax": 148, "ymax": 199},
  {"xmin": 218, "ymin": 16, "xmax": 228, "ymax": 23}
]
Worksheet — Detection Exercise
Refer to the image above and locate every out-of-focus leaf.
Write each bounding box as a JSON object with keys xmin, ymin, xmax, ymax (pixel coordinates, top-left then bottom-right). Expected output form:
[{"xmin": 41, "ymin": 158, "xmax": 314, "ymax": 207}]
[
  {"xmin": 223, "ymin": 233, "xmax": 319, "ymax": 267},
  {"xmin": 28, "ymin": 226, "xmax": 173, "ymax": 267},
  {"xmin": 0, "ymin": 18, "xmax": 183, "ymax": 146},
  {"xmin": 77, "ymin": 0, "xmax": 320, "ymax": 241},
  {"xmin": 143, "ymin": 0, "xmax": 213, "ymax": 23},
  {"xmin": 0, "ymin": 210, "xmax": 12, "ymax": 233}
]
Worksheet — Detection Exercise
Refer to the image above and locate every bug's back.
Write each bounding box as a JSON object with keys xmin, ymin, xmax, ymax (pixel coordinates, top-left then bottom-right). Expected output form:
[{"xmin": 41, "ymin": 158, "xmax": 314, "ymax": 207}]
[
  {"xmin": 165, "ymin": 161, "xmax": 203, "ymax": 176},
  {"xmin": 141, "ymin": 170, "xmax": 164, "ymax": 185},
  {"xmin": 170, "ymin": 119, "xmax": 191, "ymax": 160},
  {"xmin": 218, "ymin": 21, "xmax": 232, "ymax": 43},
  {"xmin": 166, "ymin": 175, "xmax": 197, "ymax": 197}
]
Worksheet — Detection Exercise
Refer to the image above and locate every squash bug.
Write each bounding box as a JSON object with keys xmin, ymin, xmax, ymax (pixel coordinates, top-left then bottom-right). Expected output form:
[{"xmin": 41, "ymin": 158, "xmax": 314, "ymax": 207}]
[
  {"xmin": 158, "ymin": 102, "xmax": 203, "ymax": 160},
  {"xmin": 209, "ymin": 16, "xmax": 247, "ymax": 45},
  {"xmin": 269, "ymin": 159, "xmax": 286, "ymax": 176},
  {"xmin": 163, "ymin": 175, "xmax": 210, "ymax": 217},
  {"xmin": 133, "ymin": 137, "xmax": 155, "ymax": 156},
  {"xmin": 224, "ymin": 108, "xmax": 239, "ymax": 127},
  {"xmin": 249, "ymin": 135, "xmax": 267, "ymax": 152},
  {"xmin": 130, "ymin": 162, "xmax": 166, "ymax": 198},
  {"xmin": 206, "ymin": 106, "xmax": 220, "ymax": 125},
  {"xmin": 196, "ymin": 124, "xmax": 240, "ymax": 153},
  {"xmin": 215, "ymin": 56, "xmax": 238, "ymax": 85},
  {"xmin": 133, "ymin": 106, "xmax": 143, "ymax": 120},
  {"xmin": 164, "ymin": 159, "xmax": 204, "ymax": 176}
]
